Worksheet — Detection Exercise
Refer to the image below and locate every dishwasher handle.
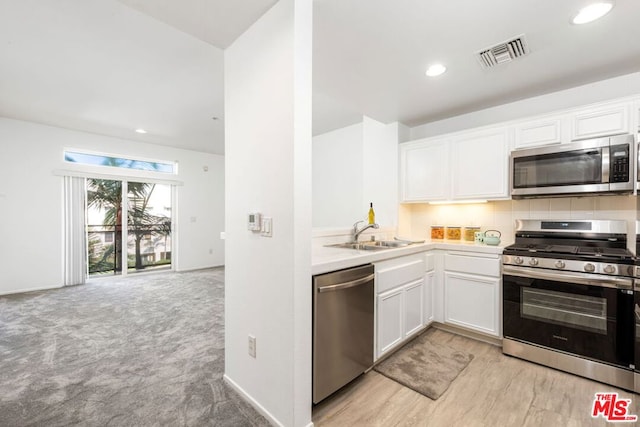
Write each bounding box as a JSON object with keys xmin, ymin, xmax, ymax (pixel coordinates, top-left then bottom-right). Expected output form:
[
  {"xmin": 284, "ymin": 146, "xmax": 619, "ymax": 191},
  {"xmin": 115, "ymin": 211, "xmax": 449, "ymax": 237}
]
[{"xmin": 316, "ymin": 273, "xmax": 374, "ymax": 293}]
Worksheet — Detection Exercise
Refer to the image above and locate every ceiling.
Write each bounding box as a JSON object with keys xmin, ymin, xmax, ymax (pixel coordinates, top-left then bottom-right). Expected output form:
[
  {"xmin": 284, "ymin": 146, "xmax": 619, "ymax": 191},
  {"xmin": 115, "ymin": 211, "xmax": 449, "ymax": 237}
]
[
  {"xmin": 0, "ymin": 1, "xmax": 639, "ymax": 155},
  {"xmin": 313, "ymin": 0, "xmax": 640, "ymax": 129},
  {"xmin": 117, "ymin": 0, "xmax": 278, "ymax": 49}
]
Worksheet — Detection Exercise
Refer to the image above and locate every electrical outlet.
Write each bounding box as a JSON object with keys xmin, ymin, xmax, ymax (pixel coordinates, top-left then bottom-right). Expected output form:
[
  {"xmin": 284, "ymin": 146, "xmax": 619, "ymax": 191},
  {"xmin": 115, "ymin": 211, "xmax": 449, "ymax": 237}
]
[{"xmin": 248, "ymin": 335, "xmax": 256, "ymax": 358}]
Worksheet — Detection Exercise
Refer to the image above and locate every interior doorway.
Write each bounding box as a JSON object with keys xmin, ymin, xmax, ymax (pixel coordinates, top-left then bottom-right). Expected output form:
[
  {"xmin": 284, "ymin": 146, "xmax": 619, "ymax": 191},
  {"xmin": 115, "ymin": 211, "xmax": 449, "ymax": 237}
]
[{"xmin": 86, "ymin": 178, "xmax": 173, "ymax": 277}]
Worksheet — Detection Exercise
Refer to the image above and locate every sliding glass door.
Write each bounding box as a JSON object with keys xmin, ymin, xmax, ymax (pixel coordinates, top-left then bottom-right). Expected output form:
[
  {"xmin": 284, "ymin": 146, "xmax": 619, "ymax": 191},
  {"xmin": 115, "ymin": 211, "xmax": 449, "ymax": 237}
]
[
  {"xmin": 86, "ymin": 179, "xmax": 172, "ymax": 277},
  {"xmin": 126, "ymin": 181, "xmax": 172, "ymax": 274}
]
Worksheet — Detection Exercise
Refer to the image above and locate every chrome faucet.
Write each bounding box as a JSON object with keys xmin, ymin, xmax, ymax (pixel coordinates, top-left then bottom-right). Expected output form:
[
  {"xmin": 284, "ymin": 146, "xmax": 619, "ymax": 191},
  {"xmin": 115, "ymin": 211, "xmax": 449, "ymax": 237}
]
[{"xmin": 352, "ymin": 220, "xmax": 379, "ymax": 242}]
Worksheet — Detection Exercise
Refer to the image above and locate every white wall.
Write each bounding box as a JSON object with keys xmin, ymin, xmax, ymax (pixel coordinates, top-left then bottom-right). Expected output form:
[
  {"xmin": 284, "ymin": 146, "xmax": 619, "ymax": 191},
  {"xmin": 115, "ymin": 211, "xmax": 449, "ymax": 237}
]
[
  {"xmin": 312, "ymin": 117, "xmax": 399, "ymax": 228},
  {"xmin": 363, "ymin": 117, "xmax": 400, "ymax": 228},
  {"xmin": 312, "ymin": 122, "xmax": 363, "ymax": 226},
  {"xmin": 0, "ymin": 117, "xmax": 224, "ymax": 295},
  {"xmin": 410, "ymin": 72, "xmax": 640, "ymax": 140},
  {"xmin": 224, "ymin": 0, "xmax": 312, "ymax": 425}
]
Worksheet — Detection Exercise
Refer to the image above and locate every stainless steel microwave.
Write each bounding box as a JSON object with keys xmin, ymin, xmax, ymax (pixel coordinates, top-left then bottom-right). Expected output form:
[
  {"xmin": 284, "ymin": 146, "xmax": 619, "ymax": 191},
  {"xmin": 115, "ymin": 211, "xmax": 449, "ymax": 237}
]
[{"xmin": 510, "ymin": 134, "xmax": 635, "ymax": 198}]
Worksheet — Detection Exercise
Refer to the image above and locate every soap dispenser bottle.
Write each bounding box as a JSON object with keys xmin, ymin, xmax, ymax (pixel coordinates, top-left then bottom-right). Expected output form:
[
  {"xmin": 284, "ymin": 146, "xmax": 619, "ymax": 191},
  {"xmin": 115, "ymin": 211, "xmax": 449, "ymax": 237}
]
[{"xmin": 368, "ymin": 202, "xmax": 375, "ymax": 225}]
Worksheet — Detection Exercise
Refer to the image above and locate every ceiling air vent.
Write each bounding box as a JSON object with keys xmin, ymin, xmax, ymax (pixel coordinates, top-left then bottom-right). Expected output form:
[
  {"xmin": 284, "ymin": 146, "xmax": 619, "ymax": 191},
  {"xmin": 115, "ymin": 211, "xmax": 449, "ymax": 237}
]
[{"xmin": 477, "ymin": 35, "xmax": 529, "ymax": 69}]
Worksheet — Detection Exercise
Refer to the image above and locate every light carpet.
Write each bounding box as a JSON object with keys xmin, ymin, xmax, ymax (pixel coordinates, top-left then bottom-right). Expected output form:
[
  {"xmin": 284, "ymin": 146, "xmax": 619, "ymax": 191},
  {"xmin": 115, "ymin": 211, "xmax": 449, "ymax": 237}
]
[
  {"xmin": 373, "ymin": 328, "xmax": 474, "ymax": 400},
  {"xmin": 0, "ymin": 268, "xmax": 269, "ymax": 426}
]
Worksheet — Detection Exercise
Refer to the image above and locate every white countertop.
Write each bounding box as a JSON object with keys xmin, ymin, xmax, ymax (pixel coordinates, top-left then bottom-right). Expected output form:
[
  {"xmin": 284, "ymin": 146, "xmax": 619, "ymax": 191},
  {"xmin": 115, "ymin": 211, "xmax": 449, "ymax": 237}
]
[{"xmin": 312, "ymin": 239, "xmax": 510, "ymax": 275}]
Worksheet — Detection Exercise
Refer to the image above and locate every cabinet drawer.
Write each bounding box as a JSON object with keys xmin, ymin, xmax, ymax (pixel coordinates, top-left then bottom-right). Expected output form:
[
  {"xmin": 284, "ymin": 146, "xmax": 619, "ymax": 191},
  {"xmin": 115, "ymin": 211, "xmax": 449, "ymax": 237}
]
[
  {"xmin": 444, "ymin": 252, "xmax": 500, "ymax": 277},
  {"xmin": 376, "ymin": 258, "xmax": 425, "ymax": 294}
]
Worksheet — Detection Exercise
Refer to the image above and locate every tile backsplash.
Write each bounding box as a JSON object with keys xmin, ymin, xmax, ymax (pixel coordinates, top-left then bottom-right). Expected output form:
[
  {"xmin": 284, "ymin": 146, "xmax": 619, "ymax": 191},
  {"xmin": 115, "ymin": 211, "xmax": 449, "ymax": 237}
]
[{"xmin": 399, "ymin": 195, "xmax": 637, "ymax": 248}]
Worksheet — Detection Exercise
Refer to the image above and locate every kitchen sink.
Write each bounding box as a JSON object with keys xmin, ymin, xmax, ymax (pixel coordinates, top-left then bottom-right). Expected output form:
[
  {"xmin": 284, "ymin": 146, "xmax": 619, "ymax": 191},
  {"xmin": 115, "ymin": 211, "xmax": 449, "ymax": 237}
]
[
  {"xmin": 324, "ymin": 240, "xmax": 411, "ymax": 251},
  {"xmin": 325, "ymin": 242, "xmax": 389, "ymax": 251},
  {"xmin": 367, "ymin": 240, "xmax": 409, "ymax": 248}
]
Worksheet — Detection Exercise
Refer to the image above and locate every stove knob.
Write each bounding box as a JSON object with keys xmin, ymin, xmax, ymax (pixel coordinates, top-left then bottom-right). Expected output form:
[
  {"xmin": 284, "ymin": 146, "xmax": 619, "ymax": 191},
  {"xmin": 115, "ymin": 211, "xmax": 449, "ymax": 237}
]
[
  {"xmin": 555, "ymin": 260, "xmax": 566, "ymax": 269},
  {"xmin": 584, "ymin": 263, "xmax": 596, "ymax": 273},
  {"xmin": 604, "ymin": 265, "xmax": 616, "ymax": 274},
  {"xmin": 529, "ymin": 258, "xmax": 539, "ymax": 266},
  {"xmin": 514, "ymin": 256, "xmax": 523, "ymax": 265}
]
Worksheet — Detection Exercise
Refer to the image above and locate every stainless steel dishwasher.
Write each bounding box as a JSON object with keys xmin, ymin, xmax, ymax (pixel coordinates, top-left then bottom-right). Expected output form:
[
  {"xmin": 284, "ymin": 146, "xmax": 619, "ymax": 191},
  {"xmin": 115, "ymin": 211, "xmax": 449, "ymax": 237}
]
[{"xmin": 313, "ymin": 264, "xmax": 374, "ymax": 404}]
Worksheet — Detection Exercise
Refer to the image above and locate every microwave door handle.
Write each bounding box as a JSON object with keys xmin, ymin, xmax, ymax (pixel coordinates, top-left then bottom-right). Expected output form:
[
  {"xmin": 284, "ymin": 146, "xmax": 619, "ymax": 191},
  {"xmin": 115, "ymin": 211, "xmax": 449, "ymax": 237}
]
[{"xmin": 602, "ymin": 146, "xmax": 610, "ymax": 183}]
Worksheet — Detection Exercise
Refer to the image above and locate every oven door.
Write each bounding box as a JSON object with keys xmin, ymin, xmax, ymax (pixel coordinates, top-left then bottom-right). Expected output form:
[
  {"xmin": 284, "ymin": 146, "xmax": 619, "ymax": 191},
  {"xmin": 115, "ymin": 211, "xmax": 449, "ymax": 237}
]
[{"xmin": 503, "ymin": 266, "xmax": 634, "ymax": 368}]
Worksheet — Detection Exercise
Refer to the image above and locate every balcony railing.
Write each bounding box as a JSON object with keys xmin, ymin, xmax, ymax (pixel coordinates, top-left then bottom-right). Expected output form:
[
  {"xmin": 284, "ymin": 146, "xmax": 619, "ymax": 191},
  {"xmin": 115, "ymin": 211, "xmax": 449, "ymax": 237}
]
[{"xmin": 87, "ymin": 222, "xmax": 171, "ymax": 276}]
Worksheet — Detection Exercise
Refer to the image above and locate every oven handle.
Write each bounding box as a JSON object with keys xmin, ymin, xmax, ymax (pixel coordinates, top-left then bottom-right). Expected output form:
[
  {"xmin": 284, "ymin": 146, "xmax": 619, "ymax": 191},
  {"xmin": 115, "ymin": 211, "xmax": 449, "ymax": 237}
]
[{"xmin": 503, "ymin": 265, "xmax": 633, "ymax": 290}]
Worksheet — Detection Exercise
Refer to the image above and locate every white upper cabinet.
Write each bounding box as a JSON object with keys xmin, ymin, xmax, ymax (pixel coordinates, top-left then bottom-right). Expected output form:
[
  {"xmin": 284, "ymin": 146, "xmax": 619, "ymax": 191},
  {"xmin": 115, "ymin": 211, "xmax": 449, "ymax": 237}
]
[
  {"xmin": 399, "ymin": 95, "xmax": 640, "ymax": 203},
  {"xmin": 571, "ymin": 101, "xmax": 630, "ymax": 140},
  {"xmin": 399, "ymin": 130, "xmax": 509, "ymax": 203},
  {"xmin": 451, "ymin": 127, "xmax": 510, "ymax": 200},
  {"xmin": 513, "ymin": 115, "xmax": 565, "ymax": 149},
  {"xmin": 399, "ymin": 138, "xmax": 450, "ymax": 202}
]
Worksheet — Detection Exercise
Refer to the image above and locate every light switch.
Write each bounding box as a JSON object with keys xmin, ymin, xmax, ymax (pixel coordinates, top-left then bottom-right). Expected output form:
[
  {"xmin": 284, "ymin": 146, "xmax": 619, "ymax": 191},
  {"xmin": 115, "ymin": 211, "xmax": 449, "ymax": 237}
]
[{"xmin": 261, "ymin": 217, "xmax": 272, "ymax": 237}]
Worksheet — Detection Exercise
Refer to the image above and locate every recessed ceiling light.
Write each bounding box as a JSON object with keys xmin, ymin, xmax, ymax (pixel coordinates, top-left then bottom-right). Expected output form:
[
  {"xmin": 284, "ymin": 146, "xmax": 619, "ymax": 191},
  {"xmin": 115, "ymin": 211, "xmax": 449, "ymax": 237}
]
[
  {"xmin": 135, "ymin": 128, "xmax": 147, "ymax": 134},
  {"xmin": 425, "ymin": 63, "xmax": 447, "ymax": 77},
  {"xmin": 572, "ymin": 2, "xmax": 613, "ymax": 24}
]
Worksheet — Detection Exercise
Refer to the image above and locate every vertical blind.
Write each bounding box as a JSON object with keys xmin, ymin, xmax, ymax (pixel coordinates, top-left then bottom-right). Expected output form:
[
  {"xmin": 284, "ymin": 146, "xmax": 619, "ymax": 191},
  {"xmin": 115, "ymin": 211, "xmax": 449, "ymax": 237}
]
[{"xmin": 63, "ymin": 176, "xmax": 86, "ymax": 286}]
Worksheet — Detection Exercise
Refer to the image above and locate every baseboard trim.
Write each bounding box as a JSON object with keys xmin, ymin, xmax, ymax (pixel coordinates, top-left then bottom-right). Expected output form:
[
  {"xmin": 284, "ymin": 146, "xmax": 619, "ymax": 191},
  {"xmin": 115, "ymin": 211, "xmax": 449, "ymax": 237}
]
[
  {"xmin": 431, "ymin": 322, "xmax": 503, "ymax": 347},
  {"xmin": 175, "ymin": 265, "xmax": 224, "ymax": 273},
  {"xmin": 0, "ymin": 284, "xmax": 63, "ymax": 296},
  {"xmin": 223, "ymin": 374, "xmax": 284, "ymax": 427}
]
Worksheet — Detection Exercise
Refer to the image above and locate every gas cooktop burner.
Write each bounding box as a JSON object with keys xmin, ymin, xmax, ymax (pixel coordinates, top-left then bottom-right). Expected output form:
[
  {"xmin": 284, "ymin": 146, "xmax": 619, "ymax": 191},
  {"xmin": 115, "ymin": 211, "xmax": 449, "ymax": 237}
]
[
  {"xmin": 576, "ymin": 247, "xmax": 632, "ymax": 257},
  {"xmin": 503, "ymin": 219, "xmax": 636, "ymax": 276},
  {"xmin": 505, "ymin": 244, "xmax": 633, "ymax": 259}
]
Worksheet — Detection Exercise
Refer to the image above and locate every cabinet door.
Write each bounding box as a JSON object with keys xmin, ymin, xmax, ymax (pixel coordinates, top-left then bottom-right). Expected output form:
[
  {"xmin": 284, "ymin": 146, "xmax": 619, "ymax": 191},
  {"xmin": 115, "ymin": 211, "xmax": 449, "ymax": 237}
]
[
  {"xmin": 424, "ymin": 271, "xmax": 434, "ymax": 325},
  {"xmin": 404, "ymin": 279, "xmax": 424, "ymax": 337},
  {"xmin": 572, "ymin": 102, "xmax": 630, "ymax": 140},
  {"xmin": 444, "ymin": 271, "xmax": 500, "ymax": 337},
  {"xmin": 451, "ymin": 128, "xmax": 509, "ymax": 199},
  {"xmin": 400, "ymin": 139, "xmax": 450, "ymax": 202},
  {"xmin": 377, "ymin": 287, "xmax": 404, "ymax": 357},
  {"xmin": 513, "ymin": 116, "xmax": 564, "ymax": 149}
]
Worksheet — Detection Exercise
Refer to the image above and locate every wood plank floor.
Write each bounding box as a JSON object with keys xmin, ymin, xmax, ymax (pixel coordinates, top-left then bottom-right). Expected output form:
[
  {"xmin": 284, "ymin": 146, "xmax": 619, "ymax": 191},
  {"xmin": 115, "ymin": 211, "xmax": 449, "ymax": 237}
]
[{"xmin": 312, "ymin": 328, "xmax": 639, "ymax": 427}]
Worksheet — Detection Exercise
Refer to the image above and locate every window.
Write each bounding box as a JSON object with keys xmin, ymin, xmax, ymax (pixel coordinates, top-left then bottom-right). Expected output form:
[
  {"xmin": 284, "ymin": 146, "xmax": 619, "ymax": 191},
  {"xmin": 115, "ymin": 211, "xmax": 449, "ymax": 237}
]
[{"xmin": 65, "ymin": 151, "xmax": 176, "ymax": 174}]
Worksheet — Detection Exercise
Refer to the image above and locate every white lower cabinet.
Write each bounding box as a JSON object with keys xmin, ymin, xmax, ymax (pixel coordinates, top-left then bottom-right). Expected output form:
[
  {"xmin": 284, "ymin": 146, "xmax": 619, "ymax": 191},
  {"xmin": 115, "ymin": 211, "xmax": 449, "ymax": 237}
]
[
  {"xmin": 374, "ymin": 249, "xmax": 501, "ymax": 359},
  {"xmin": 424, "ymin": 270, "xmax": 434, "ymax": 324},
  {"xmin": 403, "ymin": 279, "xmax": 424, "ymax": 337},
  {"xmin": 376, "ymin": 279, "xmax": 424, "ymax": 358},
  {"xmin": 377, "ymin": 287, "xmax": 404, "ymax": 356},
  {"xmin": 443, "ymin": 252, "xmax": 501, "ymax": 338},
  {"xmin": 444, "ymin": 272, "xmax": 500, "ymax": 337},
  {"xmin": 375, "ymin": 254, "xmax": 428, "ymax": 359}
]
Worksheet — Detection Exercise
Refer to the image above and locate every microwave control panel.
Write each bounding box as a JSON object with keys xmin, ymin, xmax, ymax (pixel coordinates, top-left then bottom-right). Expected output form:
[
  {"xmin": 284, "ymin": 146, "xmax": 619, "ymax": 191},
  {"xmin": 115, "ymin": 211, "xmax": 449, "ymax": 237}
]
[{"xmin": 610, "ymin": 144, "xmax": 629, "ymax": 183}]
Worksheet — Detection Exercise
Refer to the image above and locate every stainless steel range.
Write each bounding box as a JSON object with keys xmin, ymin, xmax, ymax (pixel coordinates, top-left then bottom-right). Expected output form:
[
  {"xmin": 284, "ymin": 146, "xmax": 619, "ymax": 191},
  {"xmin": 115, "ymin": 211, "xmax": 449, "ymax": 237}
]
[{"xmin": 502, "ymin": 219, "xmax": 636, "ymax": 391}]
